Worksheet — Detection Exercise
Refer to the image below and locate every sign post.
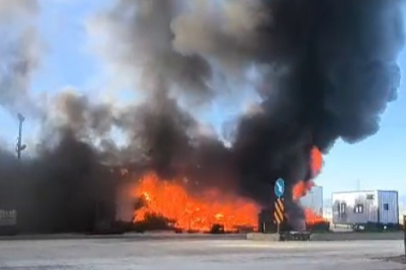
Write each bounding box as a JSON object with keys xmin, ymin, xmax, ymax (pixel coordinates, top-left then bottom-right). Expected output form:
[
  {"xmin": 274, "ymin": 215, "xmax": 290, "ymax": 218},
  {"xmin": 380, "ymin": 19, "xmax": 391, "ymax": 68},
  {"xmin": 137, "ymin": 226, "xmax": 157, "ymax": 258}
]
[{"xmin": 274, "ymin": 178, "xmax": 285, "ymax": 234}]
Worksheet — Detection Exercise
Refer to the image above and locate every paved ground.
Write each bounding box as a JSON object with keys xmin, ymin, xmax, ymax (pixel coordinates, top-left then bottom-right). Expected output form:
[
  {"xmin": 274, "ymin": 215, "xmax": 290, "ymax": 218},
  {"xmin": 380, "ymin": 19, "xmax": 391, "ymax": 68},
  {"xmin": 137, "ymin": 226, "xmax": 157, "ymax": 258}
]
[{"xmin": 0, "ymin": 237, "xmax": 404, "ymax": 269}]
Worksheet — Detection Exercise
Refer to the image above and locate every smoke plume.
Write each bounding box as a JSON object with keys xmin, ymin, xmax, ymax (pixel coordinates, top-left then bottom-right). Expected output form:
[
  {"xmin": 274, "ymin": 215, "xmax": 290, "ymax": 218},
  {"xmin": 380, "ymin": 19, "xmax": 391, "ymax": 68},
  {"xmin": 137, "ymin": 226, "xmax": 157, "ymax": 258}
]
[
  {"xmin": 0, "ymin": 0, "xmax": 404, "ymax": 232},
  {"xmin": 92, "ymin": 0, "xmax": 404, "ymax": 222},
  {"xmin": 0, "ymin": 0, "xmax": 42, "ymax": 115},
  {"xmin": 88, "ymin": 0, "xmax": 213, "ymax": 101}
]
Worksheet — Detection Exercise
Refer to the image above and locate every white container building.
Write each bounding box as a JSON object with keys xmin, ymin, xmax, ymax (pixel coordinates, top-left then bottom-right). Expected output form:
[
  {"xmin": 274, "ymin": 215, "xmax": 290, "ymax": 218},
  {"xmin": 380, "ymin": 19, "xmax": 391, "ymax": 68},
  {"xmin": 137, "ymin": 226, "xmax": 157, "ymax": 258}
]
[{"xmin": 332, "ymin": 190, "xmax": 399, "ymax": 226}]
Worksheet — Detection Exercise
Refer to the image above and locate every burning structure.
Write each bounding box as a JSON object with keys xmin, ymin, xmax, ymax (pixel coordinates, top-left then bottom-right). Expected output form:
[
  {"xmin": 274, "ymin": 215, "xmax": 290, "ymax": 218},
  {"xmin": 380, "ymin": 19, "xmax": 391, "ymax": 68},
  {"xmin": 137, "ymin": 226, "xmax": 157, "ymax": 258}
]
[{"xmin": 0, "ymin": 0, "xmax": 404, "ymax": 234}]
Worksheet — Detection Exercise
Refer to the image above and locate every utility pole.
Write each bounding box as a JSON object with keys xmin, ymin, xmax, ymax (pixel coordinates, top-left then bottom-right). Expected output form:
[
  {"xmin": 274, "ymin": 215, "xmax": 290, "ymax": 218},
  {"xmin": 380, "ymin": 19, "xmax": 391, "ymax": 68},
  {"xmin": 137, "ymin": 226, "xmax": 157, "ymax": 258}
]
[{"xmin": 16, "ymin": 113, "xmax": 26, "ymax": 160}]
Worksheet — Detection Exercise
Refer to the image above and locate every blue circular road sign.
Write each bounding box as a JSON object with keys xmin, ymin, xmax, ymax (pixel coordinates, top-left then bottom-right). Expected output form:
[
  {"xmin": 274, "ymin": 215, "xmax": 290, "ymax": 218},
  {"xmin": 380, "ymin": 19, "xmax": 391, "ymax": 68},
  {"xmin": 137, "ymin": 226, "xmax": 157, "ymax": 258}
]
[{"xmin": 274, "ymin": 178, "xmax": 285, "ymax": 198}]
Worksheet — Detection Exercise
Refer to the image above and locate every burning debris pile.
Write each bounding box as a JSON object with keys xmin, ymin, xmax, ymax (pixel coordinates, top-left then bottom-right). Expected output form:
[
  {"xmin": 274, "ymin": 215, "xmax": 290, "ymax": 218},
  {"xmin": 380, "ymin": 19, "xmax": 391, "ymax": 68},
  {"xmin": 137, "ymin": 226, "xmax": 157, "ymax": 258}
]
[
  {"xmin": 0, "ymin": 0, "xmax": 404, "ymax": 233},
  {"xmin": 130, "ymin": 146, "xmax": 326, "ymax": 233},
  {"xmin": 131, "ymin": 172, "xmax": 259, "ymax": 232}
]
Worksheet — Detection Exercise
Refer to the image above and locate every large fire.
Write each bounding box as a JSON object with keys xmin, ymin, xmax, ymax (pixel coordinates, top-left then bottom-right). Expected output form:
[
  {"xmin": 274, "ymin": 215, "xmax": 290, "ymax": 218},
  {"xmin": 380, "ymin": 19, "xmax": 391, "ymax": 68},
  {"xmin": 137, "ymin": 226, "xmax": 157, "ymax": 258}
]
[
  {"xmin": 132, "ymin": 173, "xmax": 259, "ymax": 232},
  {"xmin": 132, "ymin": 147, "xmax": 327, "ymax": 232}
]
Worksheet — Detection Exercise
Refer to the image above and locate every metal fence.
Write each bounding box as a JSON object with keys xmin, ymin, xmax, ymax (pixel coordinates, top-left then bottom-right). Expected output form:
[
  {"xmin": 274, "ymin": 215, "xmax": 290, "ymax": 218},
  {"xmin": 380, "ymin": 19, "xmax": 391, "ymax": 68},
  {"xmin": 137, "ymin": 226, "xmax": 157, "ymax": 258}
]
[{"xmin": 0, "ymin": 210, "xmax": 17, "ymax": 227}]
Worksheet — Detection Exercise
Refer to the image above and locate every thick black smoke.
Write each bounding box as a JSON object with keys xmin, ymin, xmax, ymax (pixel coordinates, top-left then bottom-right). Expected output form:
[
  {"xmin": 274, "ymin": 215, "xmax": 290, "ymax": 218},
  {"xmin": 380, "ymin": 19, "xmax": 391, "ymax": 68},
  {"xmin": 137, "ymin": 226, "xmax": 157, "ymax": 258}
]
[
  {"xmin": 105, "ymin": 0, "xmax": 404, "ymax": 225},
  {"xmin": 0, "ymin": 0, "xmax": 404, "ymax": 232},
  {"xmin": 123, "ymin": 0, "xmax": 405, "ymax": 228},
  {"xmin": 0, "ymin": 133, "xmax": 117, "ymax": 233},
  {"xmin": 0, "ymin": 93, "xmax": 118, "ymax": 233},
  {"xmin": 225, "ymin": 0, "xmax": 405, "ymax": 227}
]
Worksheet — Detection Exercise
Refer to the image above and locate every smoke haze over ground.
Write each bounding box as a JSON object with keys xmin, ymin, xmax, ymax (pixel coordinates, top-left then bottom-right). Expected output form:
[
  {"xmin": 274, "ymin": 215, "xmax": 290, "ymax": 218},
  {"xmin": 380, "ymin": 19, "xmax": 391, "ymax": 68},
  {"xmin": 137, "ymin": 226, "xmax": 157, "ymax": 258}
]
[{"xmin": 0, "ymin": 0, "xmax": 404, "ymax": 232}]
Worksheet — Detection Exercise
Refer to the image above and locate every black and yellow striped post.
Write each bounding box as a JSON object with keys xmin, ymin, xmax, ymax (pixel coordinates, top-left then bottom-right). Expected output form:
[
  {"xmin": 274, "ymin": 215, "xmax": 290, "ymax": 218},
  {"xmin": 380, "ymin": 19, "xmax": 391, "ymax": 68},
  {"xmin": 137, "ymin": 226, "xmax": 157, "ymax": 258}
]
[{"xmin": 274, "ymin": 198, "xmax": 284, "ymax": 233}]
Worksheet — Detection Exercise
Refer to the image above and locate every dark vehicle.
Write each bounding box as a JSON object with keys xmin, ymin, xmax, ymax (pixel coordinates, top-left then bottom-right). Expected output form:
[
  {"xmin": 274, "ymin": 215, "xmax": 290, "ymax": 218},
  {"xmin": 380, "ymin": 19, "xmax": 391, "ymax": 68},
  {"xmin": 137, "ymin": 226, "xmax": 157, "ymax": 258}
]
[{"xmin": 210, "ymin": 224, "xmax": 225, "ymax": 234}]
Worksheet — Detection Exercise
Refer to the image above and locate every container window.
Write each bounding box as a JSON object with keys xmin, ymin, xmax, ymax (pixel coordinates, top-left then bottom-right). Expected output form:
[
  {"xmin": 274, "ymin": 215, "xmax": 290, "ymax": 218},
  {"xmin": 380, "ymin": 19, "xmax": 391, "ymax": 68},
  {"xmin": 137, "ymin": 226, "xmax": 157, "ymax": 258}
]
[
  {"xmin": 354, "ymin": 204, "xmax": 364, "ymax": 214},
  {"xmin": 366, "ymin": 194, "xmax": 374, "ymax": 200},
  {"xmin": 339, "ymin": 203, "xmax": 346, "ymax": 214},
  {"xmin": 383, "ymin": 203, "xmax": 389, "ymax": 211}
]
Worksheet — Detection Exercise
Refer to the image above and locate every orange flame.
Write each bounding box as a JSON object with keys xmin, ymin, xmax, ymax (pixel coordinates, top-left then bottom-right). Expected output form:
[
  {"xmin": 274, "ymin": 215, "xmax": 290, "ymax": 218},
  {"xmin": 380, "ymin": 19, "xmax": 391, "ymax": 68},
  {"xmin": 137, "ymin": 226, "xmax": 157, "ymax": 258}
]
[
  {"xmin": 292, "ymin": 147, "xmax": 323, "ymax": 200},
  {"xmin": 292, "ymin": 180, "xmax": 315, "ymax": 201},
  {"xmin": 310, "ymin": 147, "xmax": 323, "ymax": 177},
  {"xmin": 292, "ymin": 147, "xmax": 328, "ymax": 226},
  {"xmin": 132, "ymin": 173, "xmax": 259, "ymax": 232},
  {"xmin": 304, "ymin": 208, "xmax": 327, "ymax": 226}
]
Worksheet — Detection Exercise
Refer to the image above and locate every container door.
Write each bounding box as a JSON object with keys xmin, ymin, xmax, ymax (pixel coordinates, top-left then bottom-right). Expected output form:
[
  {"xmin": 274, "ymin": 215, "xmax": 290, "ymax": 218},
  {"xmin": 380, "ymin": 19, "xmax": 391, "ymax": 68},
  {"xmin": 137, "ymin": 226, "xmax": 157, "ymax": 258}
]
[{"xmin": 378, "ymin": 191, "xmax": 398, "ymax": 224}]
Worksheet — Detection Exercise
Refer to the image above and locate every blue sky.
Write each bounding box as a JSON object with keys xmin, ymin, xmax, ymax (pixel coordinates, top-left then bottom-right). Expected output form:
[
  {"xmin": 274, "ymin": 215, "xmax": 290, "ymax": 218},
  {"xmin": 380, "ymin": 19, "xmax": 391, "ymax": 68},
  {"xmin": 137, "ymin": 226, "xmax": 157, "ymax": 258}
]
[{"xmin": 0, "ymin": 1, "xmax": 405, "ymax": 200}]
